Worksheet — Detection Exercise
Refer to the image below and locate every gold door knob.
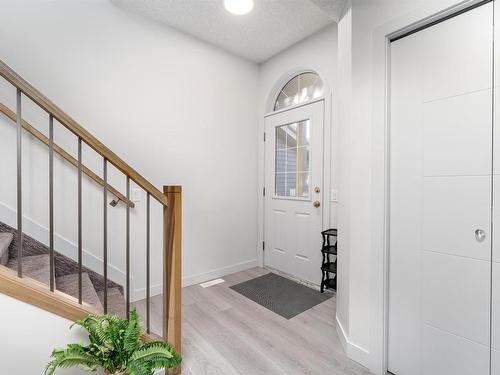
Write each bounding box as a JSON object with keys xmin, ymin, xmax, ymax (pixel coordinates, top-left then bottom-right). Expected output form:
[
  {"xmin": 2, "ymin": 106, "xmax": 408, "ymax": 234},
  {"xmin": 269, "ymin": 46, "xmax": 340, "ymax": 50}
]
[
  {"xmin": 313, "ymin": 200, "xmax": 321, "ymax": 208},
  {"xmin": 314, "ymin": 186, "xmax": 321, "ymax": 193}
]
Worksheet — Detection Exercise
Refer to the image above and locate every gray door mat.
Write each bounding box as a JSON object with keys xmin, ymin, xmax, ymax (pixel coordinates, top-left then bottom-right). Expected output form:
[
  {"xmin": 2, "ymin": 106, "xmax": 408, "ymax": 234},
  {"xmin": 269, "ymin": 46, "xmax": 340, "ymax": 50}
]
[{"xmin": 229, "ymin": 272, "xmax": 332, "ymax": 319}]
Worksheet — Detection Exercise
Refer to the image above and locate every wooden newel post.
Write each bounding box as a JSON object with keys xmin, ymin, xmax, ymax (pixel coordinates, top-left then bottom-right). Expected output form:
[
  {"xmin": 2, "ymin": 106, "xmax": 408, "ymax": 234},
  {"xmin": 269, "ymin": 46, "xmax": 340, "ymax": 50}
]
[{"xmin": 163, "ymin": 186, "xmax": 182, "ymax": 356}]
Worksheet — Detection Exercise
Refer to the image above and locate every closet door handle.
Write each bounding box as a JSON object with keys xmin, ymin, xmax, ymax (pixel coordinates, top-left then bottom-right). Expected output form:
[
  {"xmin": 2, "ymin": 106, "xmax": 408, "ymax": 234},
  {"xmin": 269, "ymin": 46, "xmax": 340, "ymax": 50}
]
[{"xmin": 475, "ymin": 229, "xmax": 486, "ymax": 243}]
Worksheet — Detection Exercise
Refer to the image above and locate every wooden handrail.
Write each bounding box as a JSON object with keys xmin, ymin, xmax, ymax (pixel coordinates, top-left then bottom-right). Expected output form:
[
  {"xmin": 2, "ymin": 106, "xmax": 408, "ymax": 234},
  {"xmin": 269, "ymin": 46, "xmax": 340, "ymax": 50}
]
[
  {"xmin": 0, "ymin": 102, "xmax": 134, "ymax": 208},
  {"xmin": 0, "ymin": 59, "xmax": 168, "ymax": 207},
  {"xmin": 163, "ymin": 185, "xmax": 182, "ymax": 359}
]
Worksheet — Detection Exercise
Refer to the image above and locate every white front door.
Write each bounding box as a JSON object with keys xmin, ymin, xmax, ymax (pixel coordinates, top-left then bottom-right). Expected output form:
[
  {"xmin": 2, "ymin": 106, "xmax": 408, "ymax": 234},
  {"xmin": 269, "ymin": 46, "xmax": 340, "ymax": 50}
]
[
  {"xmin": 389, "ymin": 3, "xmax": 493, "ymax": 374},
  {"xmin": 264, "ymin": 100, "xmax": 324, "ymax": 285}
]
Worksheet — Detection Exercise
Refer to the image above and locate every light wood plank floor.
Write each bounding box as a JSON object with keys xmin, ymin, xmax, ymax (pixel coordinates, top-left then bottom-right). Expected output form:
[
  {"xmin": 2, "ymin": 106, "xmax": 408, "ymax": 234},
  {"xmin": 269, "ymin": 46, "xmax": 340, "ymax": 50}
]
[{"xmin": 134, "ymin": 267, "xmax": 372, "ymax": 375}]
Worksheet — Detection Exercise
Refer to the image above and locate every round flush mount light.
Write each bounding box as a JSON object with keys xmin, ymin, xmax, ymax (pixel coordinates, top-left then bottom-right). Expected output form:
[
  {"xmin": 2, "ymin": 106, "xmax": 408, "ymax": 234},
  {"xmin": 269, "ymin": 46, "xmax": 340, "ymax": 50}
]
[{"xmin": 224, "ymin": 0, "xmax": 254, "ymax": 15}]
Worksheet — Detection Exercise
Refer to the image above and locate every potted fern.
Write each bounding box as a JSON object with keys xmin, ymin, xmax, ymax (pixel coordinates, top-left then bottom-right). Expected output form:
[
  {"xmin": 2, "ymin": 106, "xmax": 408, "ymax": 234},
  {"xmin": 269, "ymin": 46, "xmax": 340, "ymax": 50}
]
[{"xmin": 45, "ymin": 309, "xmax": 181, "ymax": 375}]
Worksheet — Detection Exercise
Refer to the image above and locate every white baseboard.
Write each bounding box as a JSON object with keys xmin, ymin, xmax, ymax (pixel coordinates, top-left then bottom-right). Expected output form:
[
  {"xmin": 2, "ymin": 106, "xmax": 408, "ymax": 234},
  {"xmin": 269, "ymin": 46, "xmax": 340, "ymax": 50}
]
[
  {"xmin": 336, "ymin": 314, "xmax": 349, "ymax": 353},
  {"xmin": 134, "ymin": 259, "xmax": 258, "ymax": 299},
  {"xmin": 336, "ymin": 315, "xmax": 371, "ymax": 368},
  {"xmin": 182, "ymin": 259, "xmax": 258, "ymax": 287},
  {"xmin": 131, "ymin": 283, "xmax": 163, "ymax": 301},
  {"xmin": 133, "ymin": 258, "xmax": 258, "ymax": 299}
]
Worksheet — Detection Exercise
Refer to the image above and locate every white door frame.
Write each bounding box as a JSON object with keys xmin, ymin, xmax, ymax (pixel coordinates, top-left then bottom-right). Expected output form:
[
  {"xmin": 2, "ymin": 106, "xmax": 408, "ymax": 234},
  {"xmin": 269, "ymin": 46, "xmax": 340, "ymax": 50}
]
[
  {"xmin": 263, "ymin": 98, "xmax": 326, "ymax": 284},
  {"xmin": 258, "ymin": 96, "xmax": 332, "ymax": 270},
  {"xmin": 371, "ymin": 1, "xmax": 490, "ymax": 374}
]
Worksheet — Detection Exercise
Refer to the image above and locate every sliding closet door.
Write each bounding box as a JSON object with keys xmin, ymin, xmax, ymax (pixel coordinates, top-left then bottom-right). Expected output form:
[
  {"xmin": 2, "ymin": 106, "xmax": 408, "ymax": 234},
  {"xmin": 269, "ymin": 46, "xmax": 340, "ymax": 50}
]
[
  {"xmin": 389, "ymin": 3, "xmax": 493, "ymax": 375},
  {"xmin": 492, "ymin": 2, "xmax": 500, "ymax": 374}
]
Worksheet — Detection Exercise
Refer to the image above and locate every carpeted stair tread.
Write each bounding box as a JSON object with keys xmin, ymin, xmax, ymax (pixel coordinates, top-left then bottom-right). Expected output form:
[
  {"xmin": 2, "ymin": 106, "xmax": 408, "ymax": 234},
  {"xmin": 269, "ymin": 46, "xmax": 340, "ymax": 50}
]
[
  {"xmin": 0, "ymin": 232, "xmax": 13, "ymax": 266},
  {"xmin": 97, "ymin": 287, "xmax": 126, "ymax": 317},
  {"xmin": 56, "ymin": 272, "xmax": 103, "ymax": 311},
  {"xmin": 7, "ymin": 254, "xmax": 51, "ymax": 285},
  {"xmin": 0, "ymin": 221, "xmax": 123, "ymax": 295}
]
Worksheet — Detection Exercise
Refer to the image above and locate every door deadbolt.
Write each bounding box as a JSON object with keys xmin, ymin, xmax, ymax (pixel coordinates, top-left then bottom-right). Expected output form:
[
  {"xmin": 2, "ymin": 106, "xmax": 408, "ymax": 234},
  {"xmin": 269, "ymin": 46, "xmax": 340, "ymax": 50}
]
[{"xmin": 314, "ymin": 186, "xmax": 320, "ymax": 193}]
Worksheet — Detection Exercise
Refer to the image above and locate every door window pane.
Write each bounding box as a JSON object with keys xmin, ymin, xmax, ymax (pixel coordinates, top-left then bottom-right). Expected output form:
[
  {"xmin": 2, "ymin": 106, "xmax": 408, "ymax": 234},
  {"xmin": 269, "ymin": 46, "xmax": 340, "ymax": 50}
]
[
  {"xmin": 275, "ymin": 173, "xmax": 286, "ymax": 196},
  {"xmin": 286, "ymin": 148, "xmax": 297, "ymax": 173},
  {"xmin": 276, "ymin": 127, "xmax": 287, "ymax": 149},
  {"xmin": 286, "ymin": 123, "xmax": 298, "ymax": 148},
  {"xmin": 297, "ymin": 172, "xmax": 310, "ymax": 197},
  {"xmin": 274, "ymin": 72, "xmax": 324, "ymax": 111},
  {"xmin": 298, "ymin": 146, "xmax": 309, "ymax": 172},
  {"xmin": 274, "ymin": 119, "xmax": 311, "ymax": 198},
  {"xmin": 298, "ymin": 121, "xmax": 310, "ymax": 146},
  {"xmin": 275, "ymin": 150, "xmax": 286, "ymax": 173},
  {"xmin": 286, "ymin": 173, "xmax": 296, "ymax": 196}
]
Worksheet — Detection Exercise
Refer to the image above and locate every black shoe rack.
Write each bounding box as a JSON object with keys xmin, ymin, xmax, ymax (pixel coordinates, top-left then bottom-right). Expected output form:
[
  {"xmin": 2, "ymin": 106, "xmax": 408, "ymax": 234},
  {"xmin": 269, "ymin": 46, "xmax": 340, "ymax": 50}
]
[{"xmin": 320, "ymin": 228, "xmax": 337, "ymax": 293}]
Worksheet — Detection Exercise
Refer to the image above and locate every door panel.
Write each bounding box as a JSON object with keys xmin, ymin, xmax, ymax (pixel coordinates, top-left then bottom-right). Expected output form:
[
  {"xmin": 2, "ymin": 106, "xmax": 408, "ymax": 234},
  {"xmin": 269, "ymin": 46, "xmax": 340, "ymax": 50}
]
[
  {"xmin": 389, "ymin": 3, "xmax": 493, "ymax": 374},
  {"xmin": 271, "ymin": 208, "xmax": 287, "ymax": 252},
  {"xmin": 422, "ymin": 90, "xmax": 492, "ymax": 177},
  {"xmin": 421, "ymin": 3, "xmax": 493, "ymax": 102},
  {"xmin": 492, "ymin": 175, "xmax": 500, "ymax": 371},
  {"xmin": 264, "ymin": 101, "xmax": 324, "ymax": 285},
  {"xmin": 422, "ymin": 251, "xmax": 491, "ymax": 346},
  {"xmin": 422, "ymin": 325, "xmax": 490, "ymax": 375},
  {"xmin": 422, "ymin": 176, "xmax": 491, "ymax": 261},
  {"xmin": 493, "ymin": 262, "xmax": 500, "ymax": 351},
  {"xmin": 493, "ymin": 350, "xmax": 500, "ymax": 375}
]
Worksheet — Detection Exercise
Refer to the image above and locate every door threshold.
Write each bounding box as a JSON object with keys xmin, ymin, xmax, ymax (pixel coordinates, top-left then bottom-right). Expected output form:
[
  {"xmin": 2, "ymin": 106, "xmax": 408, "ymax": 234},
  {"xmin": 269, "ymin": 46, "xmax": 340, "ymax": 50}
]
[{"xmin": 263, "ymin": 266, "xmax": 335, "ymax": 294}]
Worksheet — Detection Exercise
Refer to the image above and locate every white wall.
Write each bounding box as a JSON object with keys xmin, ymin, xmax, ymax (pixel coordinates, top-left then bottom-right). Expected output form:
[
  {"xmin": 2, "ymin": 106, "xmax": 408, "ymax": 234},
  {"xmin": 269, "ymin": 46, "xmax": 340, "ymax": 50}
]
[
  {"xmin": 335, "ymin": 2, "xmax": 352, "ymax": 356},
  {"xmin": 0, "ymin": 293, "xmax": 96, "ymax": 374},
  {"xmin": 257, "ymin": 24, "xmax": 338, "ymax": 266},
  {"xmin": 336, "ymin": 0, "xmax": 477, "ymax": 373},
  {"xmin": 0, "ymin": 0, "xmax": 260, "ymax": 295}
]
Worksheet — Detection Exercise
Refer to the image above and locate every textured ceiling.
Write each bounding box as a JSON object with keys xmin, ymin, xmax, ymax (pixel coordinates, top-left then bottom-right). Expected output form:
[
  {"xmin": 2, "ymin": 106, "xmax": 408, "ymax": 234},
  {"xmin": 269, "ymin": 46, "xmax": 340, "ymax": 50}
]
[
  {"xmin": 310, "ymin": 0, "xmax": 348, "ymax": 21},
  {"xmin": 112, "ymin": 0, "xmax": 345, "ymax": 63}
]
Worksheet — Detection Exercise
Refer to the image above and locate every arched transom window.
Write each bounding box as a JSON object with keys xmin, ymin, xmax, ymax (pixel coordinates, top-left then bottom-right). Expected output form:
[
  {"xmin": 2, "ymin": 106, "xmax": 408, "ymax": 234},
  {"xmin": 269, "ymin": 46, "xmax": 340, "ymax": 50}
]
[{"xmin": 274, "ymin": 72, "xmax": 324, "ymax": 111}]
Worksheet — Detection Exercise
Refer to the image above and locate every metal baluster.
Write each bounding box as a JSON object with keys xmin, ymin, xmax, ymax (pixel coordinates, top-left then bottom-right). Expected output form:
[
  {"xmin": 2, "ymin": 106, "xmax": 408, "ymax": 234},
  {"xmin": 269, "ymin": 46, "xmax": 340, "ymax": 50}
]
[
  {"xmin": 78, "ymin": 138, "xmax": 82, "ymax": 304},
  {"xmin": 49, "ymin": 115, "xmax": 54, "ymax": 291},
  {"xmin": 126, "ymin": 176, "xmax": 130, "ymax": 317},
  {"xmin": 146, "ymin": 192, "xmax": 151, "ymax": 333},
  {"xmin": 103, "ymin": 159, "xmax": 108, "ymax": 313},
  {"xmin": 16, "ymin": 89, "xmax": 22, "ymax": 277}
]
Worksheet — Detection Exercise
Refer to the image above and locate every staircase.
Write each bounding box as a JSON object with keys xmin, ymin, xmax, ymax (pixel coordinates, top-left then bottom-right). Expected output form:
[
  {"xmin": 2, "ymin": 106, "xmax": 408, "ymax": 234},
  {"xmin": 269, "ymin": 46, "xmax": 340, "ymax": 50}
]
[
  {"xmin": 0, "ymin": 222, "xmax": 127, "ymax": 315},
  {"xmin": 0, "ymin": 58, "xmax": 182, "ymax": 359}
]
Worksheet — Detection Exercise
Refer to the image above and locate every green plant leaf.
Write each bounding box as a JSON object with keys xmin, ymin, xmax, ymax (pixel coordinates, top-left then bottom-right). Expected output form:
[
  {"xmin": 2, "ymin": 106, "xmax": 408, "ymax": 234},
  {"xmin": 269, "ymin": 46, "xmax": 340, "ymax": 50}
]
[
  {"xmin": 130, "ymin": 343, "xmax": 179, "ymax": 365},
  {"xmin": 124, "ymin": 309, "xmax": 142, "ymax": 354},
  {"xmin": 45, "ymin": 349, "xmax": 100, "ymax": 375},
  {"xmin": 126, "ymin": 359, "xmax": 153, "ymax": 375}
]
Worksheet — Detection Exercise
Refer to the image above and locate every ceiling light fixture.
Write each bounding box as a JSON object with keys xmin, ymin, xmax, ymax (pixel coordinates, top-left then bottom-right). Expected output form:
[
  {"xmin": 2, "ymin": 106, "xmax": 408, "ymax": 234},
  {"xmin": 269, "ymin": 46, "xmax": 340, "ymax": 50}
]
[{"xmin": 224, "ymin": 0, "xmax": 254, "ymax": 15}]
